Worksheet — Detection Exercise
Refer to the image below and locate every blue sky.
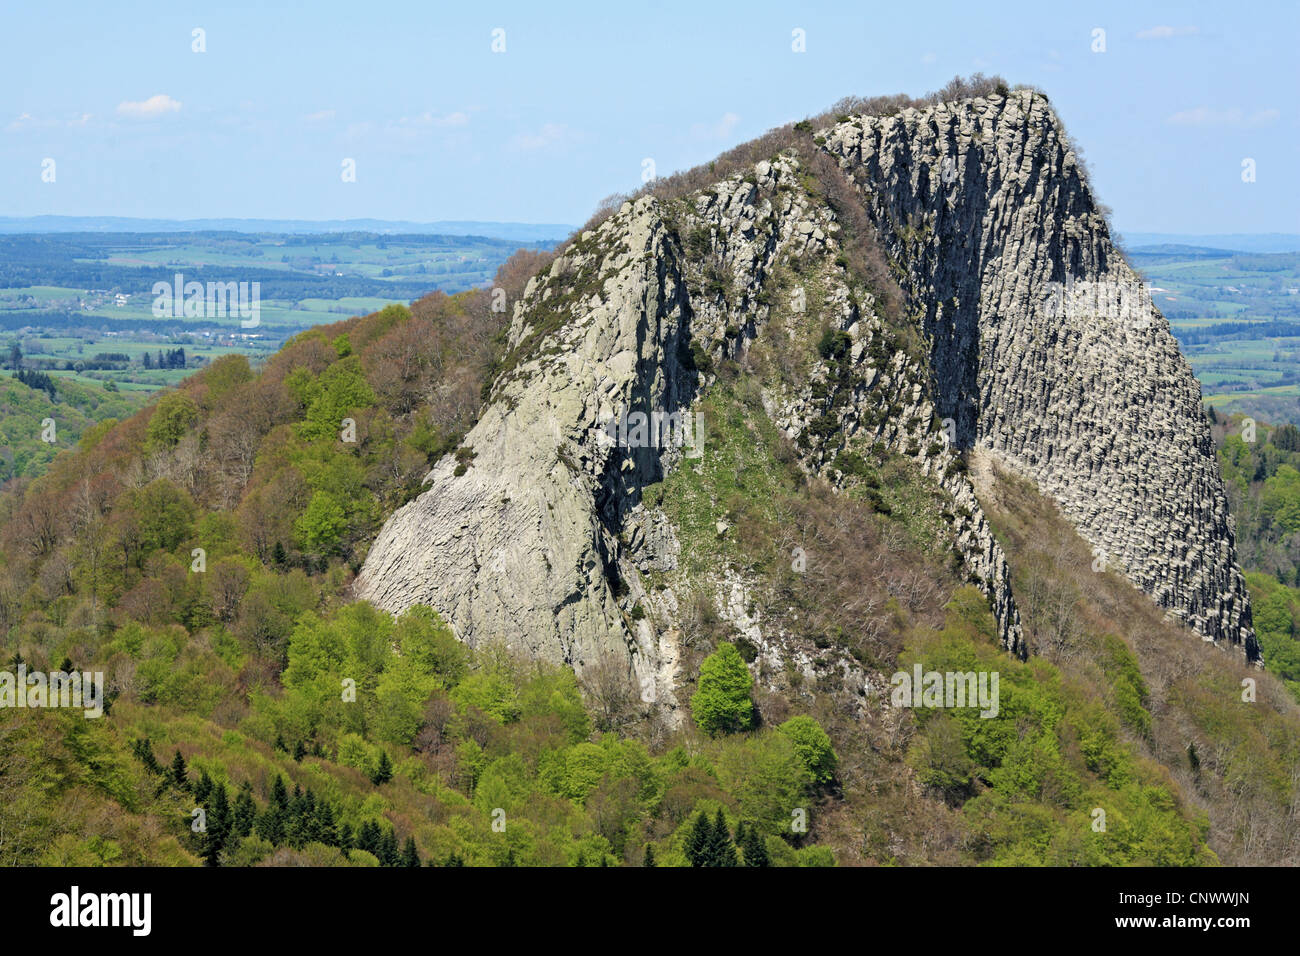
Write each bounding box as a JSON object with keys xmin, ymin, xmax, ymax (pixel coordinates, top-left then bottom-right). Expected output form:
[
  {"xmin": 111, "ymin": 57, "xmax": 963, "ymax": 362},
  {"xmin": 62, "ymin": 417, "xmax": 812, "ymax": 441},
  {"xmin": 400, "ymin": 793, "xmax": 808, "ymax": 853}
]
[{"xmin": 1, "ymin": 0, "xmax": 1296, "ymax": 233}]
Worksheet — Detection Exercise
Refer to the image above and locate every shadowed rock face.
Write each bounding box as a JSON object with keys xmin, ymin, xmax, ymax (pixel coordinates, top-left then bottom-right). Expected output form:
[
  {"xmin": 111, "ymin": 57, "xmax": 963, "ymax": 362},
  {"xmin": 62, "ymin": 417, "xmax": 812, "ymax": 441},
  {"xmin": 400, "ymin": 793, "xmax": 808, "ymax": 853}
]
[
  {"xmin": 356, "ymin": 90, "xmax": 1258, "ymax": 682},
  {"xmin": 819, "ymin": 90, "xmax": 1257, "ymax": 658}
]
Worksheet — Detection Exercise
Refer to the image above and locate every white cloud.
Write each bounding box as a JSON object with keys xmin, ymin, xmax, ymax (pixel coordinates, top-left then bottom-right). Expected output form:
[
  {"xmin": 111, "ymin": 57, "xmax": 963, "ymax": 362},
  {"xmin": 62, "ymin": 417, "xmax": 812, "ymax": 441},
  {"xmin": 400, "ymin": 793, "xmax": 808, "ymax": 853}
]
[
  {"xmin": 398, "ymin": 110, "xmax": 470, "ymax": 129},
  {"xmin": 1166, "ymin": 107, "xmax": 1280, "ymax": 127},
  {"xmin": 117, "ymin": 94, "xmax": 182, "ymax": 118},
  {"xmin": 1137, "ymin": 25, "xmax": 1198, "ymax": 39},
  {"xmin": 691, "ymin": 112, "xmax": 741, "ymax": 140},
  {"xmin": 5, "ymin": 111, "xmax": 93, "ymax": 131},
  {"xmin": 305, "ymin": 109, "xmax": 336, "ymax": 123},
  {"xmin": 511, "ymin": 122, "xmax": 570, "ymax": 151}
]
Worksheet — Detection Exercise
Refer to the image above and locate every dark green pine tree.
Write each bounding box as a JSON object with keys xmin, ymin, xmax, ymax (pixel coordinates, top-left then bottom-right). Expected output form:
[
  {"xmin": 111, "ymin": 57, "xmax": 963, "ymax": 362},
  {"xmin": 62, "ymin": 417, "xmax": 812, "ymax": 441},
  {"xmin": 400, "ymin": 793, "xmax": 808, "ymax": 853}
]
[
  {"xmin": 371, "ymin": 750, "xmax": 393, "ymax": 785},
  {"xmin": 170, "ymin": 749, "xmax": 189, "ymax": 789},
  {"xmin": 201, "ymin": 783, "xmax": 231, "ymax": 867},
  {"xmin": 356, "ymin": 820, "xmax": 381, "ymax": 858},
  {"xmin": 741, "ymin": 825, "xmax": 770, "ymax": 867},
  {"xmin": 272, "ymin": 541, "xmax": 287, "ymax": 566},
  {"xmin": 314, "ymin": 801, "xmax": 338, "ymax": 846},
  {"xmin": 232, "ymin": 781, "xmax": 257, "ymax": 838},
  {"xmin": 401, "ymin": 836, "xmax": 421, "ymax": 867},
  {"xmin": 132, "ymin": 738, "xmax": 162, "ymax": 775},
  {"xmin": 338, "ymin": 822, "xmax": 354, "ymax": 853},
  {"xmin": 255, "ymin": 805, "xmax": 285, "ymax": 845},
  {"xmin": 194, "ymin": 769, "xmax": 213, "ymax": 803},
  {"xmin": 270, "ymin": 774, "xmax": 289, "ymax": 810},
  {"xmin": 707, "ymin": 808, "xmax": 738, "ymax": 867},
  {"xmin": 292, "ymin": 739, "xmax": 307, "ymax": 762},
  {"xmin": 643, "ymin": 844, "xmax": 656, "ymax": 867},
  {"xmin": 445, "ymin": 852, "xmax": 465, "ymax": 867},
  {"xmin": 686, "ymin": 811, "xmax": 712, "ymax": 867},
  {"xmin": 378, "ymin": 827, "xmax": 399, "ymax": 866}
]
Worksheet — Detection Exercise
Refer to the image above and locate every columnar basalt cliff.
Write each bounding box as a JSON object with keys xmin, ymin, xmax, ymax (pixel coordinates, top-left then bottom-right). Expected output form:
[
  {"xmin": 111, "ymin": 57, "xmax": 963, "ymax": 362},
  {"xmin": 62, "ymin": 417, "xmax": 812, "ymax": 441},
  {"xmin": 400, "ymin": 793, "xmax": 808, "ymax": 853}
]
[
  {"xmin": 357, "ymin": 88, "xmax": 1258, "ymax": 692},
  {"xmin": 817, "ymin": 90, "xmax": 1257, "ymax": 659}
]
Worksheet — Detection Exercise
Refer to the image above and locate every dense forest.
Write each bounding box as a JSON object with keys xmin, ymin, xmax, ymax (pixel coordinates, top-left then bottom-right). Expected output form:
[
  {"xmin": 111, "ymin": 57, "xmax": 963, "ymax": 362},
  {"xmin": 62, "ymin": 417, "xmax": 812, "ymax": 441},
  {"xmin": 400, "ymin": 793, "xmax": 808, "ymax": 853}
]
[
  {"xmin": 1211, "ymin": 409, "xmax": 1300, "ymax": 699},
  {"xmin": 0, "ymin": 234, "xmax": 1294, "ymax": 866}
]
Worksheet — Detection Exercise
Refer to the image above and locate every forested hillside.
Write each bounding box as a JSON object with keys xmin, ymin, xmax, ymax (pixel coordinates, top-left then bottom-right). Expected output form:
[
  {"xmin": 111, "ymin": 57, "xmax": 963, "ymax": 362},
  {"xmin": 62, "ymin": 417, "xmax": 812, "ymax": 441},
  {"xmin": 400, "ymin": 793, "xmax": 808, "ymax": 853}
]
[
  {"xmin": 1, "ymin": 235, "xmax": 1295, "ymax": 866},
  {"xmin": 1212, "ymin": 410, "xmax": 1300, "ymax": 699},
  {"xmin": 0, "ymin": 371, "xmax": 143, "ymax": 484}
]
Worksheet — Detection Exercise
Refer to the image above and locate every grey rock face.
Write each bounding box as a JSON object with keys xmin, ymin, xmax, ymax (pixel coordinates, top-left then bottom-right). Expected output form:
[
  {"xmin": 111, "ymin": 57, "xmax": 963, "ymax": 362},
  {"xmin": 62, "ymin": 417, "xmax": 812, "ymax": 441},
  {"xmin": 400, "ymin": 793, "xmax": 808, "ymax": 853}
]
[
  {"xmin": 357, "ymin": 153, "xmax": 1026, "ymax": 688},
  {"xmin": 357, "ymin": 90, "xmax": 1257, "ymax": 686},
  {"xmin": 819, "ymin": 91, "xmax": 1257, "ymax": 659}
]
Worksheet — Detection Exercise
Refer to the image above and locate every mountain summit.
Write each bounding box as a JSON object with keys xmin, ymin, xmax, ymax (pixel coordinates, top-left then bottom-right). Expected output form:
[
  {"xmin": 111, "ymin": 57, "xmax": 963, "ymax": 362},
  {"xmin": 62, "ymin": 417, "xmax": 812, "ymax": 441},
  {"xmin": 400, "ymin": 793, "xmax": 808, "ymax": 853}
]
[{"xmin": 357, "ymin": 87, "xmax": 1258, "ymax": 712}]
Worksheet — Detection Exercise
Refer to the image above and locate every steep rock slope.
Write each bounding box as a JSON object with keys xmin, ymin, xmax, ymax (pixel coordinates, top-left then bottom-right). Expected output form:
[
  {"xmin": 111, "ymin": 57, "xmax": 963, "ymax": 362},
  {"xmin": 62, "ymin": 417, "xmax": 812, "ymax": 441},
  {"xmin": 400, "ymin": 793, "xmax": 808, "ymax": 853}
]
[
  {"xmin": 357, "ymin": 155, "xmax": 1023, "ymax": 701},
  {"xmin": 358, "ymin": 89, "xmax": 1257, "ymax": 691},
  {"xmin": 818, "ymin": 90, "xmax": 1258, "ymax": 659}
]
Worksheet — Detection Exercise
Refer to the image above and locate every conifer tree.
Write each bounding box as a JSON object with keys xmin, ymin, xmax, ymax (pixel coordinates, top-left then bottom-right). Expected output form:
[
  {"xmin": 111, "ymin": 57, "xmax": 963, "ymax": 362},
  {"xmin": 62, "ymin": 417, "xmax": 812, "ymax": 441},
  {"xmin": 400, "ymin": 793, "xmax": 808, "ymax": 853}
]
[
  {"xmin": 356, "ymin": 820, "xmax": 381, "ymax": 858},
  {"xmin": 315, "ymin": 801, "xmax": 338, "ymax": 846},
  {"xmin": 643, "ymin": 844, "xmax": 656, "ymax": 867},
  {"xmin": 194, "ymin": 768, "xmax": 213, "ymax": 803},
  {"xmin": 379, "ymin": 827, "xmax": 399, "ymax": 866},
  {"xmin": 170, "ymin": 749, "xmax": 189, "ymax": 789},
  {"xmin": 202, "ymin": 783, "xmax": 231, "ymax": 867},
  {"xmin": 371, "ymin": 750, "xmax": 394, "ymax": 785},
  {"xmin": 233, "ymin": 781, "xmax": 257, "ymax": 838},
  {"xmin": 707, "ymin": 808, "xmax": 738, "ymax": 867},
  {"xmin": 686, "ymin": 811, "xmax": 711, "ymax": 867},
  {"xmin": 270, "ymin": 774, "xmax": 289, "ymax": 810},
  {"xmin": 401, "ymin": 836, "xmax": 421, "ymax": 867},
  {"xmin": 741, "ymin": 825, "xmax": 770, "ymax": 867}
]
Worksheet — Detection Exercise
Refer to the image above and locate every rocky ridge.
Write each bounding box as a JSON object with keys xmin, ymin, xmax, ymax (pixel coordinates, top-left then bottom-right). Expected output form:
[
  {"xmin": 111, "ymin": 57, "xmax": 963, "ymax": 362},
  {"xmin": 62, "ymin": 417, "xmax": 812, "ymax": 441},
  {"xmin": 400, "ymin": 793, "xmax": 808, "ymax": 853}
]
[
  {"xmin": 817, "ymin": 90, "xmax": 1257, "ymax": 658},
  {"xmin": 356, "ymin": 89, "xmax": 1258, "ymax": 712}
]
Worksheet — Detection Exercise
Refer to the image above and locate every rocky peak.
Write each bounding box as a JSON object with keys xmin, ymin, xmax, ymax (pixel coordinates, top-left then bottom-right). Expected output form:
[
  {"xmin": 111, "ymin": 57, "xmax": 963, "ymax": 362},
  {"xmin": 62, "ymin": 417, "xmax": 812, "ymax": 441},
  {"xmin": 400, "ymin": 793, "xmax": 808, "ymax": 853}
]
[
  {"xmin": 819, "ymin": 90, "xmax": 1256, "ymax": 658},
  {"xmin": 355, "ymin": 89, "xmax": 1258, "ymax": 711}
]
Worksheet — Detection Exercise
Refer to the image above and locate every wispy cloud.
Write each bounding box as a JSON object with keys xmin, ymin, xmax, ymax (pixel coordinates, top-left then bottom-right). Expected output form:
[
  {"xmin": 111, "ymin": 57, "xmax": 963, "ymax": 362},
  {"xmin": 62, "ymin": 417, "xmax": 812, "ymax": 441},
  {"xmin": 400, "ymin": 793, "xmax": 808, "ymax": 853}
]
[
  {"xmin": 117, "ymin": 94, "xmax": 182, "ymax": 118},
  {"xmin": 6, "ymin": 111, "xmax": 94, "ymax": 131},
  {"xmin": 1137, "ymin": 25, "xmax": 1198, "ymax": 40},
  {"xmin": 398, "ymin": 110, "xmax": 470, "ymax": 129},
  {"xmin": 691, "ymin": 112, "xmax": 740, "ymax": 140},
  {"xmin": 1166, "ymin": 106, "xmax": 1280, "ymax": 127},
  {"xmin": 304, "ymin": 109, "xmax": 336, "ymax": 123},
  {"xmin": 511, "ymin": 122, "xmax": 571, "ymax": 151}
]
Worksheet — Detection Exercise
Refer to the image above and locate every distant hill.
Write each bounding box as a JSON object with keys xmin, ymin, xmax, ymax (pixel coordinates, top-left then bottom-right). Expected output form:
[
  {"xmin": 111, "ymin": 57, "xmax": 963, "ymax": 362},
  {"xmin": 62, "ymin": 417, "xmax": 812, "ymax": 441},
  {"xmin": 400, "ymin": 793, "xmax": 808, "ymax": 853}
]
[
  {"xmin": 1126, "ymin": 243, "xmax": 1247, "ymax": 260},
  {"xmin": 0, "ymin": 216, "xmax": 575, "ymax": 244},
  {"xmin": 1122, "ymin": 232, "xmax": 1300, "ymax": 254}
]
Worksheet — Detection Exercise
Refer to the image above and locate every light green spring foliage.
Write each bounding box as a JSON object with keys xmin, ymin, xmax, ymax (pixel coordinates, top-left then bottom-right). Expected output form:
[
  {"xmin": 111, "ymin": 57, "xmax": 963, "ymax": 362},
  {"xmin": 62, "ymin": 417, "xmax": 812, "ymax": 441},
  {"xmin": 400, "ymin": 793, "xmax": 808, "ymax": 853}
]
[
  {"xmin": 1214, "ymin": 417, "xmax": 1300, "ymax": 697},
  {"xmin": 0, "ymin": 372, "xmax": 142, "ymax": 482},
  {"xmin": 778, "ymin": 715, "xmax": 839, "ymax": 785},
  {"xmin": 902, "ymin": 588, "xmax": 1215, "ymax": 866},
  {"xmin": 692, "ymin": 642, "xmax": 755, "ymax": 736},
  {"xmin": 145, "ymin": 392, "xmax": 199, "ymax": 451}
]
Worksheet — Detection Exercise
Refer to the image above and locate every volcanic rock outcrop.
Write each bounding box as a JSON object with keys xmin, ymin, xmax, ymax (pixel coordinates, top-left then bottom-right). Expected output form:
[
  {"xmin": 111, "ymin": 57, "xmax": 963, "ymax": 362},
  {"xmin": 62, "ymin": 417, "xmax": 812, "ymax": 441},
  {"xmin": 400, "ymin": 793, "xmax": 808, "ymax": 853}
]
[{"xmin": 357, "ymin": 89, "xmax": 1258, "ymax": 692}]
